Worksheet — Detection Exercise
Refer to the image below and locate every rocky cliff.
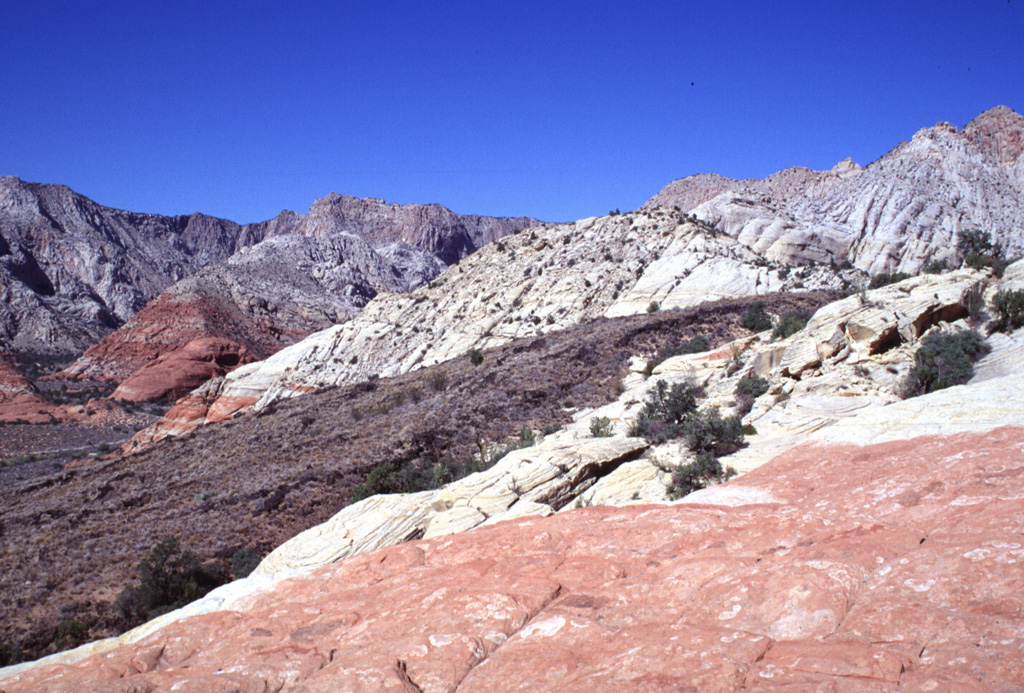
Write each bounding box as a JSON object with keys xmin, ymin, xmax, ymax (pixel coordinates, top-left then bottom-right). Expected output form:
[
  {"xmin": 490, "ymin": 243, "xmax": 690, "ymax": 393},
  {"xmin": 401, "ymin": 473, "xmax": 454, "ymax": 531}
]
[
  {"xmin": 0, "ymin": 177, "xmax": 538, "ymax": 358},
  {"xmin": 645, "ymin": 106, "xmax": 1024, "ymax": 274}
]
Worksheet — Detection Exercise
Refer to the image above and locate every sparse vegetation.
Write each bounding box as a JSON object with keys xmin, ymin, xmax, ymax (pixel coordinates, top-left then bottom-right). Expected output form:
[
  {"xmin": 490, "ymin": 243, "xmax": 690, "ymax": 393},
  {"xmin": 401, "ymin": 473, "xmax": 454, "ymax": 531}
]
[
  {"xmin": 230, "ymin": 548, "xmax": 262, "ymax": 579},
  {"xmin": 899, "ymin": 329, "xmax": 990, "ymax": 399},
  {"xmin": 631, "ymin": 379, "xmax": 744, "ymax": 498},
  {"xmin": 739, "ymin": 301, "xmax": 772, "ymax": 332},
  {"xmin": 772, "ymin": 310, "xmax": 812, "ymax": 339},
  {"xmin": 647, "ymin": 301, "xmax": 660, "ymax": 313},
  {"xmin": 468, "ymin": 348, "xmax": 484, "ymax": 366},
  {"xmin": 868, "ymin": 272, "xmax": 911, "ymax": 289},
  {"xmin": 115, "ymin": 537, "xmax": 227, "ymax": 628},
  {"xmin": 988, "ymin": 289, "xmax": 1024, "ymax": 334},
  {"xmin": 957, "ymin": 228, "xmax": 1012, "ymax": 277},
  {"xmin": 643, "ymin": 335, "xmax": 710, "ymax": 377},
  {"xmin": 589, "ymin": 416, "xmax": 613, "ymax": 437}
]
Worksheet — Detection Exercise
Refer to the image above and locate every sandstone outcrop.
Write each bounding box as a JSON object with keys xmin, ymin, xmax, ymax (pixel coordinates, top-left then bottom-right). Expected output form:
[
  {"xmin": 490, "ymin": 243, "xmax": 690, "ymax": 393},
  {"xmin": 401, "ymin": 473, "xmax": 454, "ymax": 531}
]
[
  {"xmin": 246, "ymin": 268, "xmax": 1015, "ymax": 576},
  {"xmin": 5, "ymin": 424, "xmax": 1023, "ymax": 690},
  {"xmin": 134, "ymin": 212, "xmax": 860, "ymax": 445},
  {"xmin": 646, "ymin": 106, "xmax": 1024, "ymax": 274}
]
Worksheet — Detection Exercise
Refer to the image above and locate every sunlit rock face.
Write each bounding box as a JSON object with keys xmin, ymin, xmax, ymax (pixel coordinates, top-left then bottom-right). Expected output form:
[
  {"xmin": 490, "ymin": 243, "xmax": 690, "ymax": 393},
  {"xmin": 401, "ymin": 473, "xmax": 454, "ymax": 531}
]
[
  {"xmin": 4, "ymin": 424, "xmax": 1023, "ymax": 691},
  {"xmin": 646, "ymin": 106, "xmax": 1024, "ymax": 274}
]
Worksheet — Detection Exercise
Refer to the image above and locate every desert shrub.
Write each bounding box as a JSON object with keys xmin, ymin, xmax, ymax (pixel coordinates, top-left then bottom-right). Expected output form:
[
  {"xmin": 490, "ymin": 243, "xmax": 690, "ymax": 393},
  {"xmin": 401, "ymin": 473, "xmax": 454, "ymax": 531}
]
[
  {"xmin": 427, "ymin": 369, "xmax": 448, "ymax": 392},
  {"xmin": 468, "ymin": 348, "xmax": 484, "ymax": 366},
  {"xmin": 739, "ymin": 301, "xmax": 772, "ymax": 332},
  {"xmin": 957, "ymin": 228, "xmax": 1011, "ymax": 277},
  {"xmin": 900, "ymin": 330, "xmax": 990, "ymax": 399},
  {"xmin": 772, "ymin": 310, "xmax": 812, "ymax": 339},
  {"xmin": 230, "ymin": 548, "xmax": 262, "ymax": 579},
  {"xmin": 922, "ymin": 258, "xmax": 948, "ymax": 274},
  {"xmin": 642, "ymin": 335, "xmax": 710, "ymax": 377},
  {"xmin": 735, "ymin": 374, "xmax": 769, "ymax": 399},
  {"xmin": 646, "ymin": 301, "xmax": 660, "ymax": 313},
  {"xmin": 589, "ymin": 416, "xmax": 612, "ymax": 437},
  {"xmin": 989, "ymin": 289, "xmax": 1024, "ymax": 334},
  {"xmin": 868, "ymin": 272, "xmax": 911, "ymax": 289},
  {"xmin": 53, "ymin": 620, "xmax": 89, "ymax": 649},
  {"xmin": 681, "ymin": 406, "xmax": 745, "ymax": 455},
  {"xmin": 115, "ymin": 537, "xmax": 226, "ymax": 626},
  {"xmin": 668, "ymin": 452, "xmax": 721, "ymax": 498}
]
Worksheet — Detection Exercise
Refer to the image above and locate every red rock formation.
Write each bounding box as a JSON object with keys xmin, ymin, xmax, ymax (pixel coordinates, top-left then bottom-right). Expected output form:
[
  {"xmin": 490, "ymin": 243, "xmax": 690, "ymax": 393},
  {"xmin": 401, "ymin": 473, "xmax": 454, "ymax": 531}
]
[
  {"xmin": 60, "ymin": 292, "xmax": 304, "ymax": 386},
  {"xmin": 5, "ymin": 426, "xmax": 1023, "ymax": 690},
  {"xmin": 110, "ymin": 337, "xmax": 257, "ymax": 402},
  {"xmin": 0, "ymin": 357, "xmax": 58, "ymax": 423}
]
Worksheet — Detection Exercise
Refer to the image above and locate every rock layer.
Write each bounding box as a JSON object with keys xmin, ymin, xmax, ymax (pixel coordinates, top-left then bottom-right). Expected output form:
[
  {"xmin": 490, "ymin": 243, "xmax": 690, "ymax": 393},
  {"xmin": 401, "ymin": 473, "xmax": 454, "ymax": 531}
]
[
  {"xmin": 4, "ymin": 426, "xmax": 1023, "ymax": 691},
  {"xmin": 646, "ymin": 106, "xmax": 1024, "ymax": 273}
]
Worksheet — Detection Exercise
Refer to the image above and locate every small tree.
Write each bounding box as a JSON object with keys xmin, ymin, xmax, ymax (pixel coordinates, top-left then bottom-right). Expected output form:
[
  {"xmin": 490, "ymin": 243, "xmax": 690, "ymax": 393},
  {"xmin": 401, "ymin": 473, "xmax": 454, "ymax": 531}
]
[
  {"xmin": 989, "ymin": 289, "xmax": 1024, "ymax": 334},
  {"xmin": 589, "ymin": 416, "xmax": 613, "ymax": 437}
]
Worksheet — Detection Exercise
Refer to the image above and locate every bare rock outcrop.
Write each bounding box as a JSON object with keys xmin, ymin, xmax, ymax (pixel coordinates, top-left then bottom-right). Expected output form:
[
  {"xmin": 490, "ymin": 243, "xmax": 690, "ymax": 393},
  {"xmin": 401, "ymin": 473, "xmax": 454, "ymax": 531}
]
[
  {"xmin": 133, "ymin": 211, "xmax": 860, "ymax": 445},
  {"xmin": 646, "ymin": 106, "xmax": 1024, "ymax": 273},
  {"xmin": 5, "ymin": 423, "xmax": 1023, "ymax": 690}
]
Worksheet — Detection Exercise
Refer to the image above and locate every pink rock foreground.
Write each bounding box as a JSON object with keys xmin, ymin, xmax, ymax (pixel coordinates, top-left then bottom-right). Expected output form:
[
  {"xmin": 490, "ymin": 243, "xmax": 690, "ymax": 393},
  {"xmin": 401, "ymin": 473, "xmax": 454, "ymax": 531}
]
[{"xmin": 5, "ymin": 427, "xmax": 1024, "ymax": 691}]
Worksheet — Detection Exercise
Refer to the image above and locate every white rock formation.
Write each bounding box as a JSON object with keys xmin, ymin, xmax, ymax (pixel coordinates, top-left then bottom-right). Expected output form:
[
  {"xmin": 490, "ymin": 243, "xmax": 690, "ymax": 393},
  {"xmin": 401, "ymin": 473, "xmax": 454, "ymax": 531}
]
[{"xmin": 646, "ymin": 107, "xmax": 1024, "ymax": 274}]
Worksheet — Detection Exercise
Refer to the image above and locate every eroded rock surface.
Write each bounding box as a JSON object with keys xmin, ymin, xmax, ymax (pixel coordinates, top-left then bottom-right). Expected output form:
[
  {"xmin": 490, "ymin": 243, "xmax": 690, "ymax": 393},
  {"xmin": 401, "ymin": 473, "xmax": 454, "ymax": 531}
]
[
  {"xmin": 5, "ymin": 426, "xmax": 1023, "ymax": 691},
  {"xmin": 646, "ymin": 106, "xmax": 1024, "ymax": 273}
]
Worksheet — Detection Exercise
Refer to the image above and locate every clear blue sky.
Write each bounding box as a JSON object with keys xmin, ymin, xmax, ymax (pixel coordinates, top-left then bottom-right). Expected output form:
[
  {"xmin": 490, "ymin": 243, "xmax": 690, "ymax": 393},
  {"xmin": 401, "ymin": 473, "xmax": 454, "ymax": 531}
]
[{"xmin": 2, "ymin": 1, "xmax": 1022, "ymax": 223}]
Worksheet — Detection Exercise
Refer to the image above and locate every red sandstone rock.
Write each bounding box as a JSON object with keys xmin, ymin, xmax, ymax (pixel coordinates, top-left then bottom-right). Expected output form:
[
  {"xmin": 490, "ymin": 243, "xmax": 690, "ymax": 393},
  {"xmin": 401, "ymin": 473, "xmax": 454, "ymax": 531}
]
[
  {"xmin": 58, "ymin": 292, "xmax": 305, "ymax": 389},
  {"xmin": 4, "ymin": 427, "xmax": 1024, "ymax": 691},
  {"xmin": 110, "ymin": 337, "xmax": 257, "ymax": 402}
]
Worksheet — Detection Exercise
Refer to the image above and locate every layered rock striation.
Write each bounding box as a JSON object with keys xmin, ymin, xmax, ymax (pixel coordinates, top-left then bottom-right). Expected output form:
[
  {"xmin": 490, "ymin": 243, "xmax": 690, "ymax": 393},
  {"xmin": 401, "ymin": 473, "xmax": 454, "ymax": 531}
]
[
  {"xmin": 645, "ymin": 106, "xmax": 1024, "ymax": 273},
  {"xmin": 0, "ymin": 177, "xmax": 538, "ymax": 357}
]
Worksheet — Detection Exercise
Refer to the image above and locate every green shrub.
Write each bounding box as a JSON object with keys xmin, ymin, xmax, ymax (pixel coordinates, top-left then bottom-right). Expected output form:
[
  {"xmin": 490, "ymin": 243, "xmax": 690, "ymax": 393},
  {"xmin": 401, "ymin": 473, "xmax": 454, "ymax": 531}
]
[
  {"xmin": 868, "ymin": 272, "xmax": 911, "ymax": 289},
  {"xmin": 957, "ymin": 229, "xmax": 1011, "ymax": 277},
  {"xmin": 668, "ymin": 452, "xmax": 721, "ymax": 498},
  {"xmin": 589, "ymin": 416, "xmax": 612, "ymax": 437},
  {"xmin": 681, "ymin": 406, "xmax": 744, "ymax": 455},
  {"xmin": 54, "ymin": 620, "xmax": 89, "ymax": 649},
  {"xmin": 735, "ymin": 374, "xmax": 769, "ymax": 399},
  {"xmin": 989, "ymin": 289, "xmax": 1024, "ymax": 334},
  {"xmin": 739, "ymin": 301, "xmax": 772, "ymax": 332},
  {"xmin": 230, "ymin": 548, "xmax": 262, "ymax": 579},
  {"xmin": 468, "ymin": 348, "xmax": 484, "ymax": 366},
  {"xmin": 922, "ymin": 258, "xmax": 948, "ymax": 274},
  {"xmin": 643, "ymin": 335, "xmax": 710, "ymax": 377},
  {"xmin": 646, "ymin": 301, "xmax": 660, "ymax": 313},
  {"xmin": 115, "ymin": 537, "xmax": 226, "ymax": 626},
  {"xmin": 900, "ymin": 330, "xmax": 990, "ymax": 399},
  {"xmin": 772, "ymin": 310, "xmax": 812, "ymax": 340}
]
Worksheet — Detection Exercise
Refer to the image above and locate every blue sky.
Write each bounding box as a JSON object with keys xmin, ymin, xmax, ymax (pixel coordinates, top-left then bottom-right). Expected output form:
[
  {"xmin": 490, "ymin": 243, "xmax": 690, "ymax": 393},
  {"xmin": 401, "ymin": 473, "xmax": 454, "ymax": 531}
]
[{"xmin": 2, "ymin": 1, "xmax": 1021, "ymax": 223}]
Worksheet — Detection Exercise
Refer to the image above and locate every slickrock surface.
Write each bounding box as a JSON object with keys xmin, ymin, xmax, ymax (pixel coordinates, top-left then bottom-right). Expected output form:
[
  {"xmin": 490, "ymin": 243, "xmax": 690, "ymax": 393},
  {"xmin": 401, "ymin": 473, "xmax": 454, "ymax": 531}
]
[
  {"xmin": 136, "ymin": 213, "xmax": 854, "ymax": 446},
  {"xmin": 1, "ymin": 298, "xmax": 821, "ymax": 661},
  {"xmin": 4, "ymin": 425, "xmax": 1023, "ymax": 691},
  {"xmin": 646, "ymin": 106, "xmax": 1024, "ymax": 273},
  {"xmin": 254, "ymin": 269, "xmax": 1018, "ymax": 572}
]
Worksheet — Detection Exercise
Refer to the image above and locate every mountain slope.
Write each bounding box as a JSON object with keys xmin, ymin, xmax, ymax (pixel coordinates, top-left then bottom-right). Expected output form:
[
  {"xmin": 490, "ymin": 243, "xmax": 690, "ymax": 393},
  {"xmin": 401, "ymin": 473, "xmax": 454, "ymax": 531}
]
[
  {"xmin": 645, "ymin": 105, "xmax": 1024, "ymax": 273},
  {"xmin": 0, "ymin": 178, "xmax": 539, "ymax": 358}
]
